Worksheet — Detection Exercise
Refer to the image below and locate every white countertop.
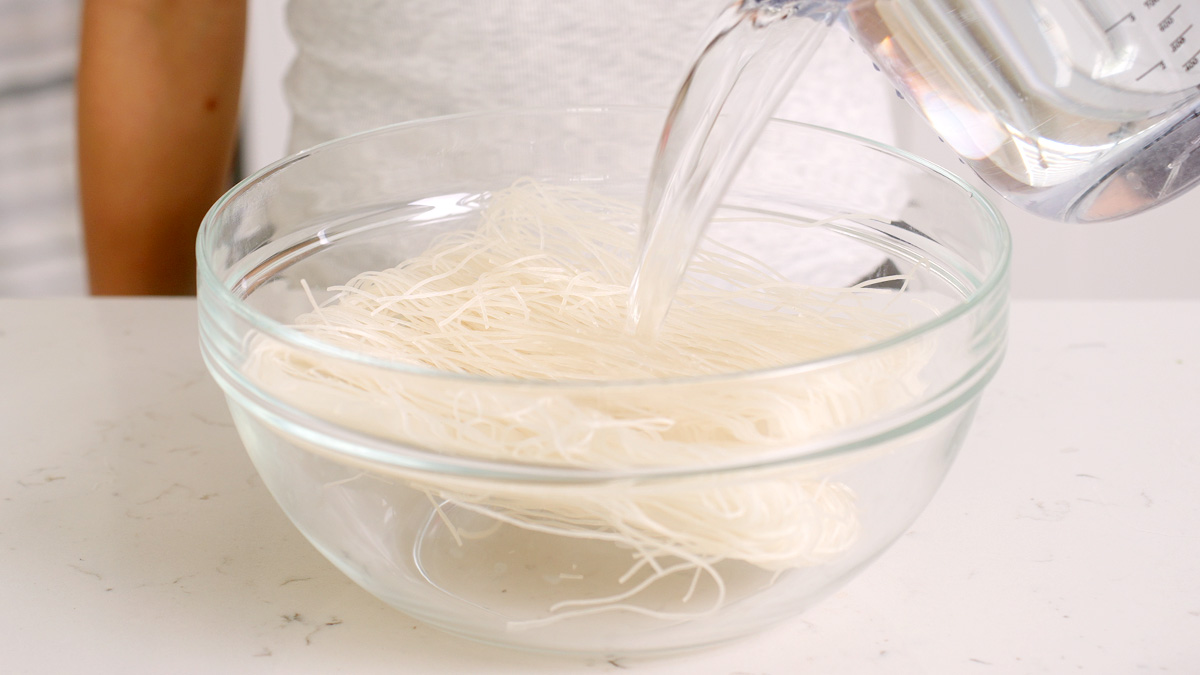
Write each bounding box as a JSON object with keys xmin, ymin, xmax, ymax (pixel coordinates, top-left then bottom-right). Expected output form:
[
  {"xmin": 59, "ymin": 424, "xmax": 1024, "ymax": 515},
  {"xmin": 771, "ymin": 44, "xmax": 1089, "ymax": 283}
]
[{"xmin": 1, "ymin": 298, "xmax": 1197, "ymax": 673}]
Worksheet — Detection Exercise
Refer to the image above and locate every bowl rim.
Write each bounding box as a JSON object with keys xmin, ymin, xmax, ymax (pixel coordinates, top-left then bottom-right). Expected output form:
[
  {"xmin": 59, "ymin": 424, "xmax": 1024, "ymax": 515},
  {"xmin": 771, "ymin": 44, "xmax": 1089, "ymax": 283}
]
[
  {"xmin": 206, "ymin": 334, "xmax": 1006, "ymax": 481},
  {"xmin": 198, "ymin": 105, "xmax": 1011, "ymax": 390}
]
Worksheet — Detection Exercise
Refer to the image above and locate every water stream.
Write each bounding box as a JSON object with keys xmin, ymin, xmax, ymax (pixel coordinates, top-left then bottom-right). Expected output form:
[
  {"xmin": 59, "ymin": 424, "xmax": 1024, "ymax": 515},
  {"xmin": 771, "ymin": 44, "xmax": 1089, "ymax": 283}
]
[{"xmin": 628, "ymin": 0, "xmax": 846, "ymax": 336}]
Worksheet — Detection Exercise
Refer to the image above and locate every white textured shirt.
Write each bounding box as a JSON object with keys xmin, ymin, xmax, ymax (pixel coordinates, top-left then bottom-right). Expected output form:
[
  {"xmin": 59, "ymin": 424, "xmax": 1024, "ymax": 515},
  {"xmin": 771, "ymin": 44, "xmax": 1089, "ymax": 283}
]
[
  {"xmin": 0, "ymin": 0, "xmax": 84, "ymax": 296},
  {"xmin": 284, "ymin": 0, "xmax": 895, "ymax": 151}
]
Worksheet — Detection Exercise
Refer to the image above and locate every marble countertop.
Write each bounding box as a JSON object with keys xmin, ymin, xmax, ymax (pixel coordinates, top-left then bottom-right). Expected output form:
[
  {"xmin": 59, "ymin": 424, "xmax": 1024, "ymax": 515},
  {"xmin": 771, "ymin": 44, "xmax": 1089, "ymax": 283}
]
[{"xmin": 1, "ymin": 298, "xmax": 1197, "ymax": 673}]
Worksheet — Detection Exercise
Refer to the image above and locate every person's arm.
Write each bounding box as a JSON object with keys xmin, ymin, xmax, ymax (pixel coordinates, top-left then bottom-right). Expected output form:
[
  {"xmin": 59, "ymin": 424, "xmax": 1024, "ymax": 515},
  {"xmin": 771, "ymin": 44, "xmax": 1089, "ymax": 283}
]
[{"xmin": 78, "ymin": 0, "xmax": 247, "ymax": 295}]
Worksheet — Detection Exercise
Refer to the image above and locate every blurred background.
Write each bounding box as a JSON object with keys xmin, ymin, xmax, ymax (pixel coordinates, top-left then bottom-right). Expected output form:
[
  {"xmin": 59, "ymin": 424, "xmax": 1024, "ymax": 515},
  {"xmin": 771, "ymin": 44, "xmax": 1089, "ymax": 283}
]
[{"xmin": 2, "ymin": 0, "xmax": 1197, "ymax": 298}]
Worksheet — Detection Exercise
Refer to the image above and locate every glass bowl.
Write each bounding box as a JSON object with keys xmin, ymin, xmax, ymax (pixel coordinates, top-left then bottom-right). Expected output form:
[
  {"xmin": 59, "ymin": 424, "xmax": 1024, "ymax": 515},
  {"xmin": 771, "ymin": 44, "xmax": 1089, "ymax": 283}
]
[{"xmin": 197, "ymin": 107, "xmax": 1009, "ymax": 656}]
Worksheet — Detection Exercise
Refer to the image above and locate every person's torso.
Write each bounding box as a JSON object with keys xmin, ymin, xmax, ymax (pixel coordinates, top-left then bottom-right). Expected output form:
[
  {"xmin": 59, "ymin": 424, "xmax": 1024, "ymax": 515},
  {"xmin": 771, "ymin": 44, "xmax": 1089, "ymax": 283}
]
[{"xmin": 283, "ymin": 0, "xmax": 896, "ymax": 151}]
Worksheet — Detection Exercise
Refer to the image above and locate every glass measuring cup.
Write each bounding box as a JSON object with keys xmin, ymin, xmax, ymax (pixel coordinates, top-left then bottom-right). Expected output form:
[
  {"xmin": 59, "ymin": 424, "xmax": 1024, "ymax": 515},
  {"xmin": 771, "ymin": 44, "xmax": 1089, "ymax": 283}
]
[{"xmin": 838, "ymin": 0, "xmax": 1200, "ymax": 221}]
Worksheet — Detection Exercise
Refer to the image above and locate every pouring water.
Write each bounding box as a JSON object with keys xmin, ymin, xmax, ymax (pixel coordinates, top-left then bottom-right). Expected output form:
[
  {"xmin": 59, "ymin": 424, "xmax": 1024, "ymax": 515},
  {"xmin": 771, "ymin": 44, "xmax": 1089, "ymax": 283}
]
[{"xmin": 631, "ymin": 0, "xmax": 1200, "ymax": 335}]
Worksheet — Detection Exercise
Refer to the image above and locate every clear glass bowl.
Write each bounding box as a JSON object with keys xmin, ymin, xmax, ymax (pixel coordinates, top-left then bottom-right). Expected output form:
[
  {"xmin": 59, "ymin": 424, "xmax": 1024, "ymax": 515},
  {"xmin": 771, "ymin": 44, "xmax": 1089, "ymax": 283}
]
[{"xmin": 197, "ymin": 107, "xmax": 1009, "ymax": 656}]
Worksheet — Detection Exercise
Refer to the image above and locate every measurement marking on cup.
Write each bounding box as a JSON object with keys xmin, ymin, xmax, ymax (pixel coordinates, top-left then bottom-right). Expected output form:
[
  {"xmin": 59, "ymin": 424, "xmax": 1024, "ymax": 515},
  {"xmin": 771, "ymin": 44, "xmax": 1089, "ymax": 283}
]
[
  {"xmin": 1161, "ymin": 4, "xmax": 1181, "ymax": 32},
  {"xmin": 1138, "ymin": 60, "xmax": 1167, "ymax": 80},
  {"xmin": 1171, "ymin": 24, "xmax": 1193, "ymax": 52},
  {"xmin": 1184, "ymin": 46, "xmax": 1200, "ymax": 71},
  {"xmin": 1106, "ymin": 12, "xmax": 1135, "ymax": 32}
]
